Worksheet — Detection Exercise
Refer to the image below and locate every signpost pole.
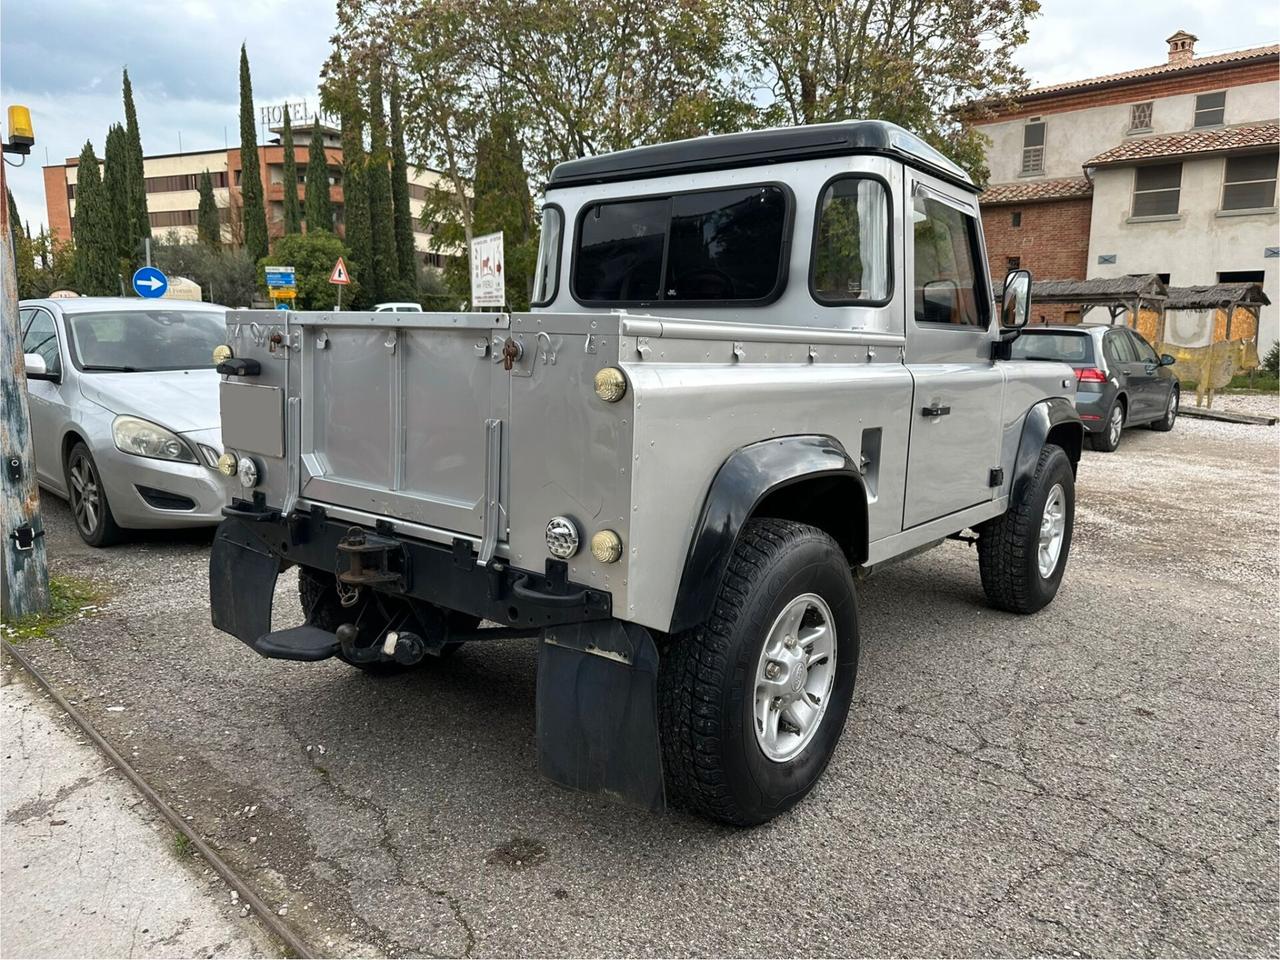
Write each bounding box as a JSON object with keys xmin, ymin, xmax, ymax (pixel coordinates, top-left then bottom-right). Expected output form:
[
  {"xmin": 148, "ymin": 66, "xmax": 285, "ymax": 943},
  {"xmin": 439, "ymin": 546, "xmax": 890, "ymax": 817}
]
[{"xmin": 0, "ymin": 106, "xmax": 50, "ymax": 619}]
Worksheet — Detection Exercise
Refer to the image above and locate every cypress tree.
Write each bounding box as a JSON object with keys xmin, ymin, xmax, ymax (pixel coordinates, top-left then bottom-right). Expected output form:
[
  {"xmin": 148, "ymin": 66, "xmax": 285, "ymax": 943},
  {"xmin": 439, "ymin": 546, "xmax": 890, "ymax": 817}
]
[
  {"xmin": 6, "ymin": 186, "xmax": 21, "ymax": 251},
  {"xmin": 365, "ymin": 66, "xmax": 397, "ymax": 302},
  {"xmin": 304, "ymin": 123, "xmax": 333, "ymax": 233},
  {"xmin": 388, "ymin": 73, "xmax": 417, "ymax": 299},
  {"xmin": 280, "ymin": 106, "xmax": 302, "ymax": 234},
  {"xmin": 340, "ymin": 111, "xmax": 373, "ymax": 308},
  {"xmin": 122, "ymin": 68, "xmax": 150, "ymax": 252},
  {"xmin": 238, "ymin": 44, "xmax": 269, "ymax": 261},
  {"xmin": 72, "ymin": 142, "xmax": 118, "ymax": 296},
  {"xmin": 197, "ymin": 170, "xmax": 221, "ymax": 246},
  {"xmin": 472, "ymin": 113, "xmax": 536, "ymax": 310},
  {"xmin": 102, "ymin": 123, "xmax": 132, "ymax": 263}
]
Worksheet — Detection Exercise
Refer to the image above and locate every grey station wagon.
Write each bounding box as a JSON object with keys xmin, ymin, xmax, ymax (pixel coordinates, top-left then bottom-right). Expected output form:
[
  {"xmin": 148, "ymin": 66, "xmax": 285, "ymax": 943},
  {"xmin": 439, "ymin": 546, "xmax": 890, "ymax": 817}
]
[{"xmin": 209, "ymin": 121, "xmax": 1084, "ymax": 825}]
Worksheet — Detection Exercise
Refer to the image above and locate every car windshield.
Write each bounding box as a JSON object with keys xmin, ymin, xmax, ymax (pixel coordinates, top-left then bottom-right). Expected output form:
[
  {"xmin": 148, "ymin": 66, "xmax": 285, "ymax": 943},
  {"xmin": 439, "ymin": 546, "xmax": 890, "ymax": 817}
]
[
  {"xmin": 1010, "ymin": 331, "xmax": 1094, "ymax": 364},
  {"xmin": 65, "ymin": 308, "xmax": 225, "ymax": 372}
]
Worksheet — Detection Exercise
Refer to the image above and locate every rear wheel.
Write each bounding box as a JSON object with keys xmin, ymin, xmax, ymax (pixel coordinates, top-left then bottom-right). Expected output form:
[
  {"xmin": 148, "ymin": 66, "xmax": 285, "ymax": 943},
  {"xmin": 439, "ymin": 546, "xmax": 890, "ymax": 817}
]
[
  {"xmin": 65, "ymin": 442, "xmax": 124, "ymax": 547},
  {"xmin": 658, "ymin": 518, "xmax": 858, "ymax": 826},
  {"xmin": 978, "ymin": 444, "xmax": 1074, "ymax": 614},
  {"xmin": 1150, "ymin": 385, "xmax": 1179, "ymax": 432},
  {"xmin": 298, "ymin": 567, "xmax": 477, "ymax": 674},
  {"xmin": 1090, "ymin": 399, "xmax": 1124, "ymax": 452}
]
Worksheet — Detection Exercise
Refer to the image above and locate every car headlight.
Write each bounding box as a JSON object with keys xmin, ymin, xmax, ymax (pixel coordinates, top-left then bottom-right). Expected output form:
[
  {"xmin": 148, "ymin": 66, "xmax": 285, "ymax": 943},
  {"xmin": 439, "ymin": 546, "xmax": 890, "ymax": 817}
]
[{"xmin": 111, "ymin": 416, "xmax": 197, "ymax": 463}]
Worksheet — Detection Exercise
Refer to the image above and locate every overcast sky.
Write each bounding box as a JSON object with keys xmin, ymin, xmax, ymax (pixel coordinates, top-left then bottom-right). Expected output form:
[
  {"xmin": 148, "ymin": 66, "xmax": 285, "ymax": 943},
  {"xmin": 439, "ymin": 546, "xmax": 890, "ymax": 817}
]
[{"xmin": 3, "ymin": 0, "xmax": 1277, "ymax": 233}]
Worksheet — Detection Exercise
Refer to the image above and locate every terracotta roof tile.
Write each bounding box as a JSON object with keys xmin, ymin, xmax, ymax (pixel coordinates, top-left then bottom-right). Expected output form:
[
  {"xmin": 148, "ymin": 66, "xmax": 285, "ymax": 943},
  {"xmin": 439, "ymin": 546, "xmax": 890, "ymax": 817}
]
[
  {"xmin": 980, "ymin": 176, "xmax": 1093, "ymax": 204},
  {"xmin": 1024, "ymin": 44, "xmax": 1279, "ymax": 99},
  {"xmin": 1085, "ymin": 121, "xmax": 1280, "ymax": 166}
]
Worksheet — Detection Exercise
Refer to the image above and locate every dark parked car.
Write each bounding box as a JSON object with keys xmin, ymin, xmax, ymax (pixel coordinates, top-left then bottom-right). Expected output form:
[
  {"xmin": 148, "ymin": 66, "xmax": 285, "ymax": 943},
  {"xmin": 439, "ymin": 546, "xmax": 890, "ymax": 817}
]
[{"xmin": 1011, "ymin": 324, "xmax": 1179, "ymax": 452}]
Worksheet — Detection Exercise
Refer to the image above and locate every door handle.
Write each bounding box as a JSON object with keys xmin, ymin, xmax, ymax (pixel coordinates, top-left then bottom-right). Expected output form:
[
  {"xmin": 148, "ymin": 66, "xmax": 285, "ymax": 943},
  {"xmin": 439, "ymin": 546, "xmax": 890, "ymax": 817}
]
[{"xmin": 921, "ymin": 404, "xmax": 951, "ymax": 418}]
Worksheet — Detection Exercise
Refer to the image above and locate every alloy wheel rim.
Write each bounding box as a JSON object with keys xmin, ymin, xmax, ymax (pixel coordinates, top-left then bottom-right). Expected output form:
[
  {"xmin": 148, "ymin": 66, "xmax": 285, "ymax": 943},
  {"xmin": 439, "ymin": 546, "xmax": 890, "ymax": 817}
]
[
  {"xmin": 1168, "ymin": 390, "xmax": 1178, "ymax": 420},
  {"xmin": 1038, "ymin": 483, "xmax": 1066, "ymax": 578},
  {"xmin": 1109, "ymin": 406, "xmax": 1123, "ymax": 444},
  {"xmin": 753, "ymin": 593, "xmax": 837, "ymax": 762},
  {"xmin": 69, "ymin": 455, "xmax": 100, "ymax": 536}
]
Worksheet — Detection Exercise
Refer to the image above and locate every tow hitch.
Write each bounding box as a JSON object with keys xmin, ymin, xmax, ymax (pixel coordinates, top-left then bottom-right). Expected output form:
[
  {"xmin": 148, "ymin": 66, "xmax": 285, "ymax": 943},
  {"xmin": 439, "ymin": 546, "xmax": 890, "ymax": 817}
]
[{"xmin": 336, "ymin": 526, "xmax": 409, "ymax": 591}]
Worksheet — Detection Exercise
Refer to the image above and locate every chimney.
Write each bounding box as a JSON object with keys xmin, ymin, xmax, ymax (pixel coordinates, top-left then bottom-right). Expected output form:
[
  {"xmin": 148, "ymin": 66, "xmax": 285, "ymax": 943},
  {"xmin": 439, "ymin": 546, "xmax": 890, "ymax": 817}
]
[{"xmin": 1166, "ymin": 30, "xmax": 1198, "ymax": 65}]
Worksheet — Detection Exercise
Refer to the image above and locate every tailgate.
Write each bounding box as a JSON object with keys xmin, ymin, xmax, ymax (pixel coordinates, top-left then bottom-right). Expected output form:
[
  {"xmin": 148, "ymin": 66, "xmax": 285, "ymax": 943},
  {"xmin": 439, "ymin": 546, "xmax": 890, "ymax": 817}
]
[{"xmin": 299, "ymin": 313, "xmax": 508, "ymax": 539}]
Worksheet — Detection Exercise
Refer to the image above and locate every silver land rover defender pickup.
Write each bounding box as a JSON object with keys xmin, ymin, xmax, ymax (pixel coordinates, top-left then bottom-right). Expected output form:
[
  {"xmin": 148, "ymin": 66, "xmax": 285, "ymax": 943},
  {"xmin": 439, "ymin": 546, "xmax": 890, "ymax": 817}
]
[{"xmin": 209, "ymin": 121, "xmax": 1082, "ymax": 826}]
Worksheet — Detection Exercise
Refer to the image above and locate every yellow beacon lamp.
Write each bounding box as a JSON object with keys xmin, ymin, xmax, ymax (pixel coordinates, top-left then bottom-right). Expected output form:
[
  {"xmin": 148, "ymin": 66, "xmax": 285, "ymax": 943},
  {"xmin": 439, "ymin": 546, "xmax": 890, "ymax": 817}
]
[{"xmin": 4, "ymin": 105, "xmax": 35, "ymax": 154}]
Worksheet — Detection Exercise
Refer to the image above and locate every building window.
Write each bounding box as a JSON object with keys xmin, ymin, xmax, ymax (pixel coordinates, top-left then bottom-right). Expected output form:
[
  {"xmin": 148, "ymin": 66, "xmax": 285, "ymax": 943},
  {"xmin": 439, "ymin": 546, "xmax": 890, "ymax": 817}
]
[
  {"xmin": 1193, "ymin": 91, "xmax": 1226, "ymax": 128},
  {"xmin": 1021, "ymin": 120, "xmax": 1045, "ymax": 175},
  {"xmin": 1129, "ymin": 101, "xmax": 1153, "ymax": 132},
  {"xmin": 1132, "ymin": 163, "xmax": 1182, "ymax": 217},
  {"xmin": 144, "ymin": 172, "xmax": 227, "ymax": 193},
  {"xmin": 1217, "ymin": 270, "xmax": 1265, "ymax": 285},
  {"xmin": 1221, "ymin": 153, "xmax": 1278, "ymax": 211},
  {"xmin": 148, "ymin": 209, "xmax": 198, "ymax": 228},
  {"xmin": 1006, "ymin": 256, "xmax": 1021, "ymax": 272},
  {"xmin": 1011, "ymin": 211, "xmax": 1022, "ymax": 227}
]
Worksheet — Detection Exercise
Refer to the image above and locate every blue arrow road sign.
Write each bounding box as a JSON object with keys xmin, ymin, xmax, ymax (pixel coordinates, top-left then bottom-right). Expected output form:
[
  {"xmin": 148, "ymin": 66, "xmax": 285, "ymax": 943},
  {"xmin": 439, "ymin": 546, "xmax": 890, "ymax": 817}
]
[
  {"xmin": 264, "ymin": 266, "xmax": 296, "ymax": 288},
  {"xmin": 132, "ymin": 266, "xmax": 169, "ymax": 298}
]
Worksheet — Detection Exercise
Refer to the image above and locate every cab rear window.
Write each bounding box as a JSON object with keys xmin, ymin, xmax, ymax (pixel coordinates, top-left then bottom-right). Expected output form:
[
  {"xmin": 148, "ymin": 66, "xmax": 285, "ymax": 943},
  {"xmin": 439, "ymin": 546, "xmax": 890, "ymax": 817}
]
[
  {"xmin": 1010, "ymin": 332, "xmax": 1095, "ymax": 363},
  {"xmin": 572, "ymin": 185, "xmax": 790, "ymax": 305}
]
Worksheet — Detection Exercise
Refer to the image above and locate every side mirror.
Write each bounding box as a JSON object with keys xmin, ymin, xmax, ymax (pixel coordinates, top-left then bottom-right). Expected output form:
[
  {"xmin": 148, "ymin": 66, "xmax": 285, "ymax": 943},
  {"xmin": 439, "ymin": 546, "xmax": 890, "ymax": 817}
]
[
  {"xmin": 1000, "ymin": 269, "xmax": 1032, "ymax": 330},
  {"xmin": 24, "ymin": 353, "xmax": 55, "ymax": 381},
  {"xmin": 1160, "ymin": 353, "xmax": 1177, "ymax": 367}
]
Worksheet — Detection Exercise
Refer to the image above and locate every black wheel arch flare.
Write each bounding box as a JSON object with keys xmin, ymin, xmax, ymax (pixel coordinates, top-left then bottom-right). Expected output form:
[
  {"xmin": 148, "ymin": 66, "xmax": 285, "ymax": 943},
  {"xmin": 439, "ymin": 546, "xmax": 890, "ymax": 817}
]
[{"xmin": 668, "ymin": 435, "xmax": 868, "ymax": 634}]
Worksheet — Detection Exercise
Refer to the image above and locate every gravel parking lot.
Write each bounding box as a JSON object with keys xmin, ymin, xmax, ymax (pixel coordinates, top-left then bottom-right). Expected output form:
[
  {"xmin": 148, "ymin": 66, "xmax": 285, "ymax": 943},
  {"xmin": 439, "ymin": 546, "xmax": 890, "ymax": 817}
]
[{"xmin": 6, "ymin": 401, "xmax": 1279, "ymax": 958}]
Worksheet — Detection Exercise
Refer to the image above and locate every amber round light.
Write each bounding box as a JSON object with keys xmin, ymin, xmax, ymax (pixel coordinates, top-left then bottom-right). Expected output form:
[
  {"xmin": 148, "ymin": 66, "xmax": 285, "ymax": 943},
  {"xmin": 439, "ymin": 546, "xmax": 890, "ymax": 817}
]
[
  {"xmin": 590, "ymin": 529, "xmax": 623, "ymax": 564},
  {"xmin": 593, "ymin": 367, "xmax": 627, "ymax": 403},
  {"xmin": 212, "ymin": 344, "xmax": 234, "ymax": 365}
]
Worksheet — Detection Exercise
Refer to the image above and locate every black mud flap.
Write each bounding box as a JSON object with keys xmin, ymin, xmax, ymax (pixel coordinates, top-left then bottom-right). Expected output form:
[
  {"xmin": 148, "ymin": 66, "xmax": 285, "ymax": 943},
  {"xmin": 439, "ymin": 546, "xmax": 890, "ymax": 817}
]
[
  {"xmin": 536, "ymin": 621, "xmax": 665, "ymax": 813},
  {"xmin": 210, "ymin": 519, "xmax": 282, "ymax": 644}
]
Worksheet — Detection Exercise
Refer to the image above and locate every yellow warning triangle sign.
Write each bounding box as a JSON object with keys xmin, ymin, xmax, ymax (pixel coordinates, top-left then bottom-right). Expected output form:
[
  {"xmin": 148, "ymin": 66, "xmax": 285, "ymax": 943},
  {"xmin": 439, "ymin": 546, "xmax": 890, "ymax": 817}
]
[{"xmin": 329, "ymin": 256, "xmax": 351, "ymax": 285}]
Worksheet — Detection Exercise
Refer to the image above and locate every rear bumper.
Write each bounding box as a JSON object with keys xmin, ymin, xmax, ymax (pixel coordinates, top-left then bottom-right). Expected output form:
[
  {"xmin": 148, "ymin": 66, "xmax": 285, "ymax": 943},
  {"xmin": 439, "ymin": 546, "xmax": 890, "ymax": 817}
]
[
  {"xmin": 1073, "ymin": 389, "xmax": 1111, "ymax": 433},
  {"xmin": 209, "ymin": 504, "xmax": 613, "ymax": 643}
]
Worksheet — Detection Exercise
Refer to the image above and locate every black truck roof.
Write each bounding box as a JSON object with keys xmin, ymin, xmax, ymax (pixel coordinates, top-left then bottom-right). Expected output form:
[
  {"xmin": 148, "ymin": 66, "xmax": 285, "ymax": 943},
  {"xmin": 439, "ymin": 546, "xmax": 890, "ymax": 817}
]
[{"xmin": 547, "ymin": 120, "xmax": 976, "ymax": 193}]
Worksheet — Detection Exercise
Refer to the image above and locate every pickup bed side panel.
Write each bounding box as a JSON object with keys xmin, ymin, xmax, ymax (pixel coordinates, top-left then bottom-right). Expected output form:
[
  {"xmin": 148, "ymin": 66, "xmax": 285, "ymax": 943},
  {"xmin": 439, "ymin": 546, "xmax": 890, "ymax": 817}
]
[{"xmin": 623, "ymin": 346, "xmax": 913, "ymax": 633}]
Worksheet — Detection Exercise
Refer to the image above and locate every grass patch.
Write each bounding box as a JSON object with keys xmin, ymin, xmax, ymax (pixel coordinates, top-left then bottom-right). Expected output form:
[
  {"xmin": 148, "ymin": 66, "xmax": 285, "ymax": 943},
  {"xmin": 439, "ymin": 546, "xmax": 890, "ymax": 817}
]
[
  {"xmin": 1178, "ymin": 374, "xmax": 1279, "ymax": 393},
  {"xmin": 2, "ymin": 576, "xmax": 108, "ymax": 643},
  {"xmin": 173, "ymin": 831, "xmax": 194, "ymax": 859}
]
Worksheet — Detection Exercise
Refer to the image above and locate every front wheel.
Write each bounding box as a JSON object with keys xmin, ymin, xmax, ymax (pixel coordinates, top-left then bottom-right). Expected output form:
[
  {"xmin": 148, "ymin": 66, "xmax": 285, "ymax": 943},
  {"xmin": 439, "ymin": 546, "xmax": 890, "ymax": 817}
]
[
  {"xmin": 658, "ymin": 518, "xmax": 858, "ymax": 826},
  {"xmin": 978, "ymin": 444, "xmax": 1075, "ymax": 614},
  {"xmin": 65, "ymin": 442, "xmax": 124, "ymax": 547}
]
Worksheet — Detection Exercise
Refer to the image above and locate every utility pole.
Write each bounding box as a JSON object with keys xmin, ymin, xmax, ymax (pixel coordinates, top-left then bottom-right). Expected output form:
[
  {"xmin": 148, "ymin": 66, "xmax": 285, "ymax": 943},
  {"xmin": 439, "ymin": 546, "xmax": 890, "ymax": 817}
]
[{"xmin": 0, "ymin": 104, "xmax": 50, "ymax": 620}]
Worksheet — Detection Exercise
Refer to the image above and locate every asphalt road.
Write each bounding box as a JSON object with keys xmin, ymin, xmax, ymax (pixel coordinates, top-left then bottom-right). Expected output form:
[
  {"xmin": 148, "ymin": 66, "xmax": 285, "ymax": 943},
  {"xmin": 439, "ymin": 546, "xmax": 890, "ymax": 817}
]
[{"xmin": 9, "ymin": 411, "xmax": 1279, "ymax": 957}]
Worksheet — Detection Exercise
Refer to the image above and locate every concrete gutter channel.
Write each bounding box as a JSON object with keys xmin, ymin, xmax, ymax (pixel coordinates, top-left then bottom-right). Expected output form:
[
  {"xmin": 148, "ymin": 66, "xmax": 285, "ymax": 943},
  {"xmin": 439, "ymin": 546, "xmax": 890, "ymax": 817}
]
[{"xmin": 2, "ymin": 396, "xmax": 1278, "ymax": 957}]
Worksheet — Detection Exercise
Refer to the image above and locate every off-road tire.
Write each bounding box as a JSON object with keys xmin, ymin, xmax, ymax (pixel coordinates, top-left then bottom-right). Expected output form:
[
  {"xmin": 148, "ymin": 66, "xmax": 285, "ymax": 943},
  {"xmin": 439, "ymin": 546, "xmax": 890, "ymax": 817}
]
[
  {"xmin": 978, "ymin": 444, "xmax": 1074, "ymax": 614},
  {"xmin": 298, "ymin": 567, "xmax": 475, "ymax": 674},
  {"xmin": 1090, "ymin": 399, "xmax": 1124, "ymax": 452},
  {"xmin": 65, "ymin": 442, "xmax": 124, "ymax": 547},
  {"xmin": 658, "ymin": 518, "xmax": 859, "ymax": 826},
  {"xmin": 1150, "ymin": 385, "xmax": 1179, "ymax": 432}
]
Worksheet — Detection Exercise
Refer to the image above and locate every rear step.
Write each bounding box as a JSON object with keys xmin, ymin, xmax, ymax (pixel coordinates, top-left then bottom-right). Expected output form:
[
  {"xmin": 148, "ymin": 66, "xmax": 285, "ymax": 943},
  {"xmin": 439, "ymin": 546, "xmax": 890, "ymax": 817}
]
[{"xmin": 251, "ymin": 626, "xmax": 340, "ymax": 662}]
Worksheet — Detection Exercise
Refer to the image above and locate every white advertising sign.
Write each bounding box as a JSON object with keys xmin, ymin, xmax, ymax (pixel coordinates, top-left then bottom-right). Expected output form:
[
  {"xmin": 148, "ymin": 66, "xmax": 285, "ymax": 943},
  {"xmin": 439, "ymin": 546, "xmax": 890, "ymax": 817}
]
[{"xmin": 470, "ymin": 231, "xmax": 505, "ymax": 308}]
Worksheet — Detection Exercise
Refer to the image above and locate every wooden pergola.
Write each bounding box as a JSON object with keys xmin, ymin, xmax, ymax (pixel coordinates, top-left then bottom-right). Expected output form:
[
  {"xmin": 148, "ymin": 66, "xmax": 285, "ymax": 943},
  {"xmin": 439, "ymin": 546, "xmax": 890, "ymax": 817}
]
[{"xmin": 1020, "ymin": 275, "xmax": 1169, "ymax": 326}]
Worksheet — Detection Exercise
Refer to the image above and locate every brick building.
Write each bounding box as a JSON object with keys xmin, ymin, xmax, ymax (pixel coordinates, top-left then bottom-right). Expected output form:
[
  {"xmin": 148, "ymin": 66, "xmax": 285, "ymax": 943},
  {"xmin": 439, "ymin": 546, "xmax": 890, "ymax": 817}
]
[
  {"xmin": 43, "ymin": 122, "xmax": 457, "ymax": 270},
  {"xmin": 973, "ymin": 31, "xmax": 1279, "ymax": 343}
]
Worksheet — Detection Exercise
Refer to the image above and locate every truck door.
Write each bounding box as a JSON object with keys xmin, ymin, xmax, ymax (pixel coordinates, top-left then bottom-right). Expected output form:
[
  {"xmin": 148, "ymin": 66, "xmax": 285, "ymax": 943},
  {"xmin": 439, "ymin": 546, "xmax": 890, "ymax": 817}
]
[{"xmin": 901, "ymin": 173, "xmax": 1003, "ymax": 528}]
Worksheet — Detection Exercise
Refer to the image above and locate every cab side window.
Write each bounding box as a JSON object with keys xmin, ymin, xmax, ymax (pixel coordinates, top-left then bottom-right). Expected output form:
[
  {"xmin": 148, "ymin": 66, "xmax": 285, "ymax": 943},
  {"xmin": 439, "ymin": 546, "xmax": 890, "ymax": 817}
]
[
  {"xmin": 22, "ymin": 309, "xmax": 62, "ymax": 376},
  {"xmin": 912, "ymin": 194, "xmax": 989, "ymax": 327}
]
